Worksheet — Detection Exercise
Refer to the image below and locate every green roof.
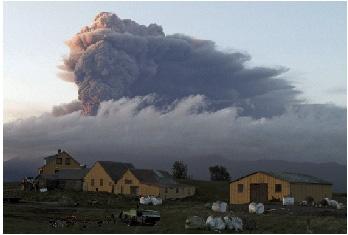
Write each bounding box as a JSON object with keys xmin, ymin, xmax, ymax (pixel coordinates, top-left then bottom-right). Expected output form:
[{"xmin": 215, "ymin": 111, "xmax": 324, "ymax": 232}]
[
  {"xmin": 266, "ymin": 171, "xmax": 332, "ymax": 185},
  {"xmin": 231, "ymin": 171, "xmax": 332, "ymax": 185}
]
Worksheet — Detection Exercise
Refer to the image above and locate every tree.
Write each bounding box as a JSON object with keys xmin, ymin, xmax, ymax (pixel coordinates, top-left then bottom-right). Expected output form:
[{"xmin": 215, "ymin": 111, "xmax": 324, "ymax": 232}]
[
  {"xmin": 172, "ymin": 160, "xmax": 188, "ymax": 179},
  {"xmin": 209, "ymin": 165, "xmax": 230, "ymax": 181}
]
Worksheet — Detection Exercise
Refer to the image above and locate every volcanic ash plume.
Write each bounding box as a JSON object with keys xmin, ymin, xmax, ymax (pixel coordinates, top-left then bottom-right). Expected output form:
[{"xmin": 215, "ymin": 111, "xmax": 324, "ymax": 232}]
[{"xmin": 60, "ymin": 12, "xmax": 299, "ymax": 117}]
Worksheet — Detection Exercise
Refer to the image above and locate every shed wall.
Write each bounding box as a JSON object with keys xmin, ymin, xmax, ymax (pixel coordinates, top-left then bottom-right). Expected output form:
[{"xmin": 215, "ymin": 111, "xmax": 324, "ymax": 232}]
[
  {"xmin": 230, "ymin": 172, "xmax": 290, "ymax": 204},
  {"xmin": 116, "ymin": 170, "xmax": 160, "ymax": 196},
  {"xmin": 290, "ymin": 183, "xmax": 332, "ymax": 202}
]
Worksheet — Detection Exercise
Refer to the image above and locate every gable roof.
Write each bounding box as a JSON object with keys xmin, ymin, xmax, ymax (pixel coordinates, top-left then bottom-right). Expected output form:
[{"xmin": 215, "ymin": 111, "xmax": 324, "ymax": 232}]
[
  {"xmin": 129, "ymin": 168, "xmax": 178, "ymax": 187},
  {"xmin": 56, "ymin": 168, "xmax": 90, "ymax": 180},
  {"xmin": 98, "ymin": 161, "xmax": 134, "ymax": 181},
  {"xmin": 44, "ymin": 151, "xmax": 80, "ymax": 165},
  {"xmin": 231, "ymin": 171, "xmax": 332, "ymax": 185}
]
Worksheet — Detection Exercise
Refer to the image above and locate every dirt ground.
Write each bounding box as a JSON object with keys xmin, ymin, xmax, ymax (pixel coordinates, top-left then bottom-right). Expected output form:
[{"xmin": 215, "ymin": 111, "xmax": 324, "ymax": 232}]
[{"xmin": 3, "ymin": 181, "xmax": 347, "ymax": 234}]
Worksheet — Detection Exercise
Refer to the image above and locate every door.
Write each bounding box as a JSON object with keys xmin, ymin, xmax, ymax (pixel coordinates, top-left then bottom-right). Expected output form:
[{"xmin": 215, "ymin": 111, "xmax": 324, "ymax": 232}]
[
  {"xmin": 130, "ymin": 186, "xmax": 139, "ymax": 196},
  {"xmin": 250, "ymin": 183, "xmax": 268, "ymax": 202}
]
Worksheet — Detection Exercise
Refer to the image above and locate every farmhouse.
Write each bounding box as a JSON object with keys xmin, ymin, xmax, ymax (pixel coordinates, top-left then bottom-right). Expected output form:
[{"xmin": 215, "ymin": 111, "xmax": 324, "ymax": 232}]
[
  {"xmin": 83, "ymin": 161, "xmax": 195, "ymax": 199},
  {"xmin": 36, "ymin": 150, "xmax": 87, "ymax": 191},
  {"xmin": 117, "ymin": 168, "xmax": 196, "ymax": 199},
  {"xmin": 230, "ymin": 171, "xmax": 332, "ymax": 204},
  {"xmin": 38, "ymin": 149, "xmax": 82, "ymax": 175},
  {"xmin": 83, "ymin": 161, "xmax": 135, "ymax": 193}
]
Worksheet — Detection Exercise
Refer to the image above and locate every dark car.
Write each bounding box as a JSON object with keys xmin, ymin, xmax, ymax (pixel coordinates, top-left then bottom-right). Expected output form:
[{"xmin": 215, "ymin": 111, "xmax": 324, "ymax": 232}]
[{"xmin": 120, "ymin": 209, "xmax": 160, "ymax": 226}]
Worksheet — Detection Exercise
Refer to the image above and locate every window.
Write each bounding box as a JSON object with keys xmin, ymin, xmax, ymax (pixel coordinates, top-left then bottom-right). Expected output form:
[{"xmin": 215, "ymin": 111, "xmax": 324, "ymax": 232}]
[
  {"xmin": 65, "ymin": 158, "xmax": 71, "ymax": 165},
  {"xmin": 176, "ymin": 188, "xmax": 179, "ymax": 193},
  {"xmin": 125, "ymin": 179, "xmax": 132, "ymax": 184},
  {"xmin": 238, "ymin": 184, "xmax": 244, "ymax": 193},
  {"xmin": 56, "ymin": 158, "xmax": 62, "ymax": 165},
  {"xmin": 100, "ymin": 179, "xmax": 104, "ymax": 186},
  {"xmin": 165, "ymin": 187, "xmax": 168, "ymax": 193},
  {"xmin": 275, "ymin": 184, "xmax": 282, "ymax": 192},
  {"xmin": 121, "ymin": 186, "xmax": 123, "ymax": 193},
  {"xmin": 55, "ymin": 169, "xmax": 59, "ymax": 174},
  {"xmin": 91, "ymin": 179, "xmax": 95, "ymax": 186}
]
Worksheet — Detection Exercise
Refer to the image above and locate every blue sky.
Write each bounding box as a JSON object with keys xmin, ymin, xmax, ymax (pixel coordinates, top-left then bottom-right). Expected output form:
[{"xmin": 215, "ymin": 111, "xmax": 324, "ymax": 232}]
[{"xmin": 4, "ymin": 1, "xmax": 347, "ymax": 122}]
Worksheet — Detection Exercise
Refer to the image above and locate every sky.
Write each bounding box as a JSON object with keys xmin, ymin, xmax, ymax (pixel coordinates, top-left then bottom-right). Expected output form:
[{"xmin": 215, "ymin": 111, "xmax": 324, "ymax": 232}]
[
  {"xmin": 3, "ymin": 1, "xmax": 347, "ymax": 182},
  {"xmin": 3, "ymin": 1, "xmax": 347, "ymax": 122}
]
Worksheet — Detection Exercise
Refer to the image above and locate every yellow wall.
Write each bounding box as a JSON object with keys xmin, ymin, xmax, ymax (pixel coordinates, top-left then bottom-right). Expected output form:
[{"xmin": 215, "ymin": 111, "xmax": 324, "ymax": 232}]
[
  {"xmin": 117, "ymin": 169, "xmax": 196, "ymax": 199},
  {"xmin": 290, "ymin": 183, "xmax": 332, "ymax": 202},
  {"xmin": 230, "ymin": 172, "xmax": 290, "ymax": 204},
  {"xmin": 83, "ymin": 162, "xmax": 115, "ymax": 193},
  {"xmin": 38, "ymin": 152, "xmax": 81, "ymax": 175},
  {"xmin": 83, "ymin": 166, "xmax": 196, "ymax": 199},
  {"xmin": 159, "ymin": 185, "xmax": 196, "ymax": 199},
  {"xmin": 116, "ymin": 170, "xmax": 160, "ymax": 196}
]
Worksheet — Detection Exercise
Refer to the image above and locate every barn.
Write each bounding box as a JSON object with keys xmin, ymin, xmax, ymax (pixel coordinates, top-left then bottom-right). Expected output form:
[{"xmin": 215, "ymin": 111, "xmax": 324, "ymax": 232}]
[
  {"xmin": 230, "ymin": 171, "xmax": 332, "ymax": 204},
  {"xmin": 117, "ymin": 168, "xmax": 195, "ymax": 199}
]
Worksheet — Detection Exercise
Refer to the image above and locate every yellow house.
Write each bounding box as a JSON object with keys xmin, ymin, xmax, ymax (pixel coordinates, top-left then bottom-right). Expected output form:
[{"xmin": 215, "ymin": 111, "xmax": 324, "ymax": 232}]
[
  {"xmin": 116, "ymin": 168, "xmax": 196, "ymax": 199},
  {"xmin": 38, "ymin": 149, "xmax": 82, "ymax": 175},
  {"xmin": 83, "ymin": 161, "xmax": 134, "ymax": 193},
  {"xmin": 230, "ymin": 171, "xmax": 332, "ymax": 204}
]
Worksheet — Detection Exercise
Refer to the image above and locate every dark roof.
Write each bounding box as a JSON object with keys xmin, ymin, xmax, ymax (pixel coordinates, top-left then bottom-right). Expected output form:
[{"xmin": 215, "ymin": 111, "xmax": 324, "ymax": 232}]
[
  {"xmin": 129, "ymin": 169, "xmax": 178, "ymax": 187},
  {"xmin": 44, "ymin": 155, "xmax": 56, "ymax": 161},
  {"xmin": 98, "ymin": 161, "xmax": 134, "ymax": 181},
  {"xmin": 44, "ymin": 151, "xmax": 80, "ymax": 164},
  {"xmin": 56, "ymin": 168, "xmax": 90, "ymax": 180},
  {"xmin": 231, "ymin": 171, "xmax": 332, "ymax": 185}
]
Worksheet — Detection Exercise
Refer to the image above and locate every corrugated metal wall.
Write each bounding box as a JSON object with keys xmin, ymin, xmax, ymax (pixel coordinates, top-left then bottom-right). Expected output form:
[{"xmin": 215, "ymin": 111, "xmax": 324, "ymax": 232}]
[{"xmin": 230, "ymin": 172, "xmax": 290, "ymax": 204}]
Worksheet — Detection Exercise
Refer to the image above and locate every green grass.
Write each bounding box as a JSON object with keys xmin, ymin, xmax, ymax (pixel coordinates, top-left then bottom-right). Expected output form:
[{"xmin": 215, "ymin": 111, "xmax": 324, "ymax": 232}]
[{"xmin": 3, "ymin": 180, "xmax": 347, "ymax": 234}]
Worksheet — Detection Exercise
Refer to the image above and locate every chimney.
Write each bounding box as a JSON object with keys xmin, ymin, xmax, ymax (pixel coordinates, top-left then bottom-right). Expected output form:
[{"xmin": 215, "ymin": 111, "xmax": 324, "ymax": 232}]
[{"xmin": 58, "ymin": 149, "xmax": 62, "ymax": 154}]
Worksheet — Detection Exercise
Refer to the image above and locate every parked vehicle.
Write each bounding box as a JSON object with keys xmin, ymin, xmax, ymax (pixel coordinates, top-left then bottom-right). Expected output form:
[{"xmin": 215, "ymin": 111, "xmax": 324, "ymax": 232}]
[{"xmin": 119, "ymin": 209, "xmax": 160, "ymax": 226}]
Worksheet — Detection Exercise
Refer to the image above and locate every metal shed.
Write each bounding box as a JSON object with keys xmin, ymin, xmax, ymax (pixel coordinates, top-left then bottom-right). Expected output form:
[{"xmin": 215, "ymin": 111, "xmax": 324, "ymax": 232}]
[{"xmin": 229, "ymin": 171, "xmax": 332, "ymax": 204}]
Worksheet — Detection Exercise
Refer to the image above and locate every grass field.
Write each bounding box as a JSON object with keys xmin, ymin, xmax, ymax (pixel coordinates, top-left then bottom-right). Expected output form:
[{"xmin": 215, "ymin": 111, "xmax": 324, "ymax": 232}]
[{"xmin": 3, "ymin": 180, "xmax": 347, "ymax": 234}]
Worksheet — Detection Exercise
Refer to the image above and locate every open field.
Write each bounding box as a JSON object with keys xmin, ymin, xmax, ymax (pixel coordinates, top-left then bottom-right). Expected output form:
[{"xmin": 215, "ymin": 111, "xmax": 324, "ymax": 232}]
[{"xmin": 4, "ymin": 180, "xmax": 347, "ymax": 234}]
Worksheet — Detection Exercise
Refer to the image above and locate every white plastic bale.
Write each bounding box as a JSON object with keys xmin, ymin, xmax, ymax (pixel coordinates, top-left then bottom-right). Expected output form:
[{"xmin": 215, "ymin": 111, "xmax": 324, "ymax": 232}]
[
  {"xmin": 215, "ymin": 217, "xmax": 226, "ymax": 231},
  {"xmin": 140, "ymin": 196, "xmax": 152, "ymax": 205},
  {"xmin": 206, "ymin": 216, "xmax": 214, "ymax": 226},
  {"xmin": 328, "ymin": 200, "xmax": 338, "ymax": 208},
  {"xmin": 151, "ymin": 197, "xmax": 163, "ymax": 205},
  {"xmin": 282, "ymin": 197, "xmax": 294, "ymax": 206},
  {"xmin": 337, "ymin": 203, "xmax": 344, "ymax": 210},
  {"xmin": 211, "ymin": 202, "xmax": 220, "ymax": 212},
  {"xmin": 231, "ymin": 217, "xmax": 243, "ymax": 231},
  {"xmin": 256, "ymin": 203, "xmax": 264, "ymax": 214},
  {"xmin": 206, "ymin": 216, "xmax": 226, "ymax": 231},
  {"xmin": 212, "ymin": 201, "xmax": 228, "ymax": 212},
  {"xmin": 40, "ymin": 188, "xmax": 48, "ymax": 193},
  {"xmin": 249, "ymin": 202, "xmax": 264, "ymax": 214},
  {"xmin": 224, "ymin": 216, "xmax": 243, "ymax": 231},
  {"xmin": 249, "ymin": 202, "xmax": 257, "ymax": 213}
]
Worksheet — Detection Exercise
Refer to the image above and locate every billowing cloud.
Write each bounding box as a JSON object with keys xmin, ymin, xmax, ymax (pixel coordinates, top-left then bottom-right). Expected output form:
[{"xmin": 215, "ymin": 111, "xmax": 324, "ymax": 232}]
[
  {"xmin": 4, "ymin": 96, "xmax": 346, "ymax": 166},
  {"xmin": 4, "ymin": 12, "xmax": 346, "ymax": 175},
  {"xmin": 59, "ymin": 12, "xmax": 300, "ymax": 117},
  {"xmin": 51, "ymin": 100, "xmax": 82, "ymax": 117}
]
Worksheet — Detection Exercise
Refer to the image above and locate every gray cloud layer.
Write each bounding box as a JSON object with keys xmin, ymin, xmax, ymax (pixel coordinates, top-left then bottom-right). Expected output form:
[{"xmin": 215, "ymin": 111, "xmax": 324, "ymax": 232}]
[
  {"xmin": 4, "ymin": 96, "xmax": 346, "ymax": 165},
  {"xmin": 4, "ymin": 12, "xmax": 345, "ymax": 168},
  {"xmin": 60, "ymin": 12, "xmax": 300, "ymax": 117}
]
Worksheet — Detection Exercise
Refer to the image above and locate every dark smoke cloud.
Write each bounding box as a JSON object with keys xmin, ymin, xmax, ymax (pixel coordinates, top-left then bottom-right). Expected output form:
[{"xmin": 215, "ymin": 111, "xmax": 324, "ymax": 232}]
[
  {"xmin": 4, "ymin": 96, "xmax": 346, "ymax": 166},
  {"xmin": 59, "ymin": 12, "xmax": 300, "ymax": 117},
  {"xmin": 51, "ymin": 100, "xmax": 82, "ymax": 117}
]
